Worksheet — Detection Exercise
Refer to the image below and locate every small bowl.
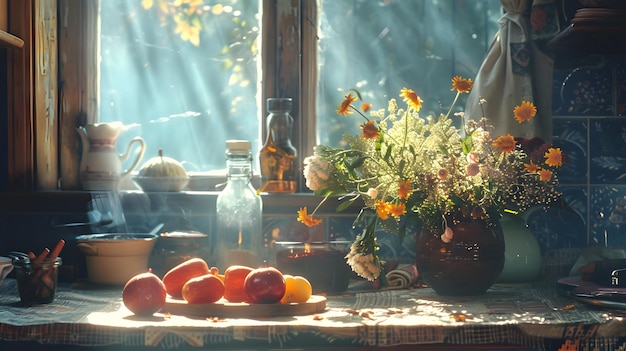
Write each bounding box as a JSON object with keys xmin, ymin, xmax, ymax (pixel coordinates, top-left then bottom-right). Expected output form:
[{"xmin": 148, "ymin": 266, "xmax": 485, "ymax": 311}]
[
  {"xmin": 0, "ymin": 256, "xmax": 14, "ymax": 286},
  {"xmin": 76, "ymin": 233, "xmax": 158, "ymax": 285},
  {"xmin": 133, "ymin": 176, "xmax": 190, "ymax": 192},
  {"xmin": 274, "ymin": 241, "xmax": 352, "ymax": 294}
]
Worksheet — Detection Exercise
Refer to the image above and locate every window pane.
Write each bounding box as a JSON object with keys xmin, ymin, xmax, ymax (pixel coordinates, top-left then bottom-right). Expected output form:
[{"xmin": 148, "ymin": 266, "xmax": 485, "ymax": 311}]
[
  {"xmin": 99, "ymin": 0, "xmax": 260, "ymax": 173},
  {"xmin": 317, "ymin": 0, "xmax": 502, "ymax": 147}
]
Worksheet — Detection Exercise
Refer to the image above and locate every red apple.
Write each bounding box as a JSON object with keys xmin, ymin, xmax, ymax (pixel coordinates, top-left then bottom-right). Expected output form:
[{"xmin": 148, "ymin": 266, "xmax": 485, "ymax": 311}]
[
  {"xmin": 122, "ymin": 269, "xmax": 167, "ymax": 316},
  {"xmin": 244, "ymin": 267, "xmax": 286, "ymax": 304}
]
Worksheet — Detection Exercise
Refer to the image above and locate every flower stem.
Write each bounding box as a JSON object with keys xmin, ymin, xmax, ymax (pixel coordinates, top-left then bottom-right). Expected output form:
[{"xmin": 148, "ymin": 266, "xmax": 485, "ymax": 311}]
[{"xmin": 444, "ymin": 91, "xmax": 461, "ymax": 120}]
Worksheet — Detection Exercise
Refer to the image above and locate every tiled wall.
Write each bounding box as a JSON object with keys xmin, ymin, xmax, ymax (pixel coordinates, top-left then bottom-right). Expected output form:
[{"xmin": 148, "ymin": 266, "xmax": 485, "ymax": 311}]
[{"xmin": 551, "ymin": 55, "xmax": 626, "ymax": 252}]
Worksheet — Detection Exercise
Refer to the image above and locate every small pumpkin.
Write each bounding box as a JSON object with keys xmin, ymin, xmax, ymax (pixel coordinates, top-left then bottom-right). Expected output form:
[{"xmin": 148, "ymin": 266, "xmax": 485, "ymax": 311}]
[{"xmin": 138, "ymin": 149, "xmax": 187, "ymax": 178}]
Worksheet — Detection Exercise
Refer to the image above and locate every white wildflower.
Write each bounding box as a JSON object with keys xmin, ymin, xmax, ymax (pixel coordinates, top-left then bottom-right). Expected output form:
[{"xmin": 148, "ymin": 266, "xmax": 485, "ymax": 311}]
[
  {"xmin": 303, "ymin": 155, "xmax": 331, "ymax": 191},
  {"xmin": 366, "ymin": 188, "xmax": 378, "ymax": 199},
  {"xmin": 440, "ymin": 226, "xmax": 454, "ymax": 243},
  {"xmin": 344, "ymin": 237, "xmax": 382, "ymax": 281},
  {"xmin": 387, "ymin": 98, "xmax": 398, "ymax": 115},
  {"xmin": 467, "ymin": 151, "xmax": 479, "ymax": 164}
]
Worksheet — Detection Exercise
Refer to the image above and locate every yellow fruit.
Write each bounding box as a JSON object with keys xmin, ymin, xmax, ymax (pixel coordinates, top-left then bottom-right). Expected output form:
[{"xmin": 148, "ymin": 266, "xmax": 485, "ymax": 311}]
[{"xmin": 280, "ymin": 275, "xmax": 312, "ymax": 304}]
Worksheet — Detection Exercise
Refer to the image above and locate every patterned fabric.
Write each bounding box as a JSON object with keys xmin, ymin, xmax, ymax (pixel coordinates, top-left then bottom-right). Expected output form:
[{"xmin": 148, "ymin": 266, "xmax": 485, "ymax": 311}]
[{"xmin": 0, "ymin": 279, "xmax": 625, "ymax": 350}]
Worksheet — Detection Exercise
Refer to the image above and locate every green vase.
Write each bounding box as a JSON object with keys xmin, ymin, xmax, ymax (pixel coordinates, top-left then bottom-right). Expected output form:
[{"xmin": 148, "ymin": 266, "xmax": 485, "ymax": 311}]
[{"xmin": 497, "ymin": 212, "xmax": 542, "ymax": 283}]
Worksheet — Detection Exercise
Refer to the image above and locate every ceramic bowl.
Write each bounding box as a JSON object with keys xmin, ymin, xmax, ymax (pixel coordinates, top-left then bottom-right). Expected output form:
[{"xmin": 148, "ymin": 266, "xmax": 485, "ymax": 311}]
[
  {"xmin": 273, "ymin": 241, "xmax": 352, "ymax": 294},
  {"xmin": 76, "ymin": 233, "xmax": 158, "ymax": 285},
  {"xmin": 0, "ymin": 256, "xmax": 14, "ymax": 286}
]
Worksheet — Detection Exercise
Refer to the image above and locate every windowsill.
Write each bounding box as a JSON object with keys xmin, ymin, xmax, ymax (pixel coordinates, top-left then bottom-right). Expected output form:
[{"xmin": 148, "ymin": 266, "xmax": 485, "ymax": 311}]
[{"xmin": 0, "ymin": 189, "xmax": 363, "ymax": 216}]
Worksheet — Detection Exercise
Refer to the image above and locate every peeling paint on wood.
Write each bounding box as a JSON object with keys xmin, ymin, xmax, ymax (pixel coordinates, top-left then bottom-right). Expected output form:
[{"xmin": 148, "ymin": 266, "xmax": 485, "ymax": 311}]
[
  {"xmin": 58, "ymin": 0, "xmax": 98, "ymax": 190},
  {"xmin": 35, "ymin": 0, "xmax": 58, "ymax": 189}
]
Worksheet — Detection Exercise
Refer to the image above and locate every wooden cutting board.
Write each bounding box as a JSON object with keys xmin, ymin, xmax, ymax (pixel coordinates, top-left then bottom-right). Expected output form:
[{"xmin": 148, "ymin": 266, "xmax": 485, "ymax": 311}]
[{"xmin": 162, "ymin": 295, "xmax": 326, "ymax": 318}]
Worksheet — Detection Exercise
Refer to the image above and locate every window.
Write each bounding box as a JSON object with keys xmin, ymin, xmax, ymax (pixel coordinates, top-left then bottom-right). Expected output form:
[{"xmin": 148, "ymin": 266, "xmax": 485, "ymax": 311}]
[
  {"xmin": 99, "ymin": 0, "xmax": 260, "ymax": 174},
  {"xmin": 316, "ymin": 1, "xmax": 502, "ymax": 147},
  {"xmin": 56, "ymin": 0, "xmax": 502, "ymax": 191}
]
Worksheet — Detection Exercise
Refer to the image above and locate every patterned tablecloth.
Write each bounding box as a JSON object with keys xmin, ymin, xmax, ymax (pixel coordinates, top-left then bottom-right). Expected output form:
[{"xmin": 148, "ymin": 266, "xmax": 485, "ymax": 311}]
[{"xmin": 0, "ymin": 278, "xmax": 625, "ymax": 350}]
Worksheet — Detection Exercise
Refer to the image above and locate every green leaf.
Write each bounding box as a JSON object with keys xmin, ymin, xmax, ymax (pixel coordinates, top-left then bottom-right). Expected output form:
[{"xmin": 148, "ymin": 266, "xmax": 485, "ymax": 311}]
[
  {"xmin": 384, "ymin": 144, "xmax": 393, "ymax": 160},
  {"xmin": 336, "ymin": 198, "xmax": 356, "ymax": 212},
  {"xmin": 462, "ymin": 136, "xmax": 473, "ymax": 154},
  {"xmin": 349, "ymin": 156, "xmax": 367, "ymax": 169},
  {"xmin": 314, "ymin": 189, "xmax": 344, "ymax": 197}
]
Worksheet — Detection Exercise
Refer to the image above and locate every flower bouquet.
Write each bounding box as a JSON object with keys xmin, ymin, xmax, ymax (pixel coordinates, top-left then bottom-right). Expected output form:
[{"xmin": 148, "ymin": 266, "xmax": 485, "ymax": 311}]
[{"xmin": 298, "ymin": 77, "xmax": 564, "ymax": 283}]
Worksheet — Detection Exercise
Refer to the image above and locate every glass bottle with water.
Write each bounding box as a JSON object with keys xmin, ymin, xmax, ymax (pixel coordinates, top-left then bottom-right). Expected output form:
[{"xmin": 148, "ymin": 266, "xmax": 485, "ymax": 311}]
[{"xmin": 214, "ymin": 140, "xmax": 264, "ymax": 270}]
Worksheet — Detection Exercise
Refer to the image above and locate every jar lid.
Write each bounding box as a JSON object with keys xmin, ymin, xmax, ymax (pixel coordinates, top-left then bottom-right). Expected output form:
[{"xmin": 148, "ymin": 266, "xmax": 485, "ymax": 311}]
[
  {"xmin": 225, "ymin": 140, "xmax": 251, "ymax": 153},
  {"xmin": 266, "ymin": 98, "xmax": 293, "ymax": 112}
]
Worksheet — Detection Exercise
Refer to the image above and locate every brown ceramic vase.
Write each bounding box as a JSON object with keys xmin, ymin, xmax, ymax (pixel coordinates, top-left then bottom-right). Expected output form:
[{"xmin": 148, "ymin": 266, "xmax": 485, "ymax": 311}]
[{"xmin": 415, "ymin": 216, "xmax": 505, "ymax": 296}]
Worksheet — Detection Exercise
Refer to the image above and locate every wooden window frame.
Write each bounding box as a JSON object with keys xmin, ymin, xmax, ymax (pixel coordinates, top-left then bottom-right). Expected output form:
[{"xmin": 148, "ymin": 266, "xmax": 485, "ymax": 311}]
[{"xmin": 6, "ymin": 0, "xmax": 317, "ymax": 192}]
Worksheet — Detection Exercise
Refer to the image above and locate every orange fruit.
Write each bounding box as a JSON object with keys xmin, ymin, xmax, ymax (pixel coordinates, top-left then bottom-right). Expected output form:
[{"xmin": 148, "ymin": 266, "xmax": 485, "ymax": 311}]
[
  {"xmin": 223, "ymin": 265, "xmax": 254, "ymax": 302},
  {"xmin": 162, "ymin": 258, "xmax": 210, "ymax": 299},
  {"xmin": 280, "ymin": 275, "xmax": 312, "ymax": 304},
  {"xmin": 182, "ymin": 274, "xmax": 225, "ymax": 304}
]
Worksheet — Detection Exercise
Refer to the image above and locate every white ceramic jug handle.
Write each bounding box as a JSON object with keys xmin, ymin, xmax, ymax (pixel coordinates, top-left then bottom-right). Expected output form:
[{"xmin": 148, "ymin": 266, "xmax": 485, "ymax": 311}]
[{"xmin": 120, "ymin": 137, "xmax": 146, "ymax": 179}]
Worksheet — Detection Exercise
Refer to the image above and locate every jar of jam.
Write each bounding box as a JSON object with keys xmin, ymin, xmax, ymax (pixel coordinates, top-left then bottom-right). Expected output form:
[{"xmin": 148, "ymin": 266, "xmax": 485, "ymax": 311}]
[{"xmin": 149, "ymin": 231, "xmax": 210, "ymax": 278}]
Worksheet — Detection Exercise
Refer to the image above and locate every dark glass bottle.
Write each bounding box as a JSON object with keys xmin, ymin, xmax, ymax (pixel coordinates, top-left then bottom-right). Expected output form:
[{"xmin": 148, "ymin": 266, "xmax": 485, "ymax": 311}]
[
  {"xmin": 214, "ymin": 140, "xmax": 264, "ymax": 270},
  {"xmin": 259, "ymin": 98, "xmax": 297, "ymax": 193}
]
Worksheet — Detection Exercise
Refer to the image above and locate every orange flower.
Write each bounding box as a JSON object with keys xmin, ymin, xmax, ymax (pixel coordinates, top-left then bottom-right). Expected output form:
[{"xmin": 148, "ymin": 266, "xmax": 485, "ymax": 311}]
[
  {"xmin": 375, "ymin": 200, "xmax": 391, "ymax": 220},
  {"xmin": 544, "ymin": 147, "xmax": 563, "ymax": 167},
  {"xmin": 451, "ymin": 76, "xmax": 473, "ymax": 93},
  {"xmin": 524, "ymin": 160, "xmax": 540, "ymax": 173},
  {"xmin": 389, "ymin": 202, "xmax": 406, "ymax": 218},
  {"xmin": 513, "ymin": 101, "xmax": 537, "ymax": 123},
  {"xmin": 398, "ymin": 180, "xmax": 412, "ymax": 200},
  {"xmin": 539, "ymin": 169, "xmax": 553, "ymax": 181},
  {"xmin": 360, "ymin": 120, "xmax": 379, "ymax": 139},
  {"xmin": 337, "ymin": 93, "xmax": 357, "ymax": 116},
  {"xmin": 297, "ymin": 207, "xmax": 322, "ymax": 227},
  {"xmin": 400, "ymin": 87, "xmax": 423, "ymax": 111},
  {"xmin": 492, "ymin": 134, "xmax": 516, "ymax": 153},
  {"xmin": 361, "ymin": 102, "xmax": 372, "ymax": 112}
]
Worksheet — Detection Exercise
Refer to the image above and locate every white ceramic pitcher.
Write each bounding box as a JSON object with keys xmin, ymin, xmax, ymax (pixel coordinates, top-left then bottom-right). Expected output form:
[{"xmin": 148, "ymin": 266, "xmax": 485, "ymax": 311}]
[{"xmin": 77, "ymin": 122, "xmax": 146, "ymax": 191}]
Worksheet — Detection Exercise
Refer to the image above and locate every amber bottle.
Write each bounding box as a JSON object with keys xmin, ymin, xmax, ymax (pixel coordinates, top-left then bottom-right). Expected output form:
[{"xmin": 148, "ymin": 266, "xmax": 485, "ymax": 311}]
[{"xmin": 259, "ymin": 98, "xmax": 297, "ymax": 193}]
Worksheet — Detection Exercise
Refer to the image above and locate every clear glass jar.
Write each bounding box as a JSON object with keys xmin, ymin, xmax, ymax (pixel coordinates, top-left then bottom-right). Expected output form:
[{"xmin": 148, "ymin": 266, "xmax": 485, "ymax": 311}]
[
  {"xmin": 13, "ymin": 257, "xmax": 62, "ymax": 304},
  {"xmin": 213, "ymin": 140, "xmax": 265, "ymax": 270}
]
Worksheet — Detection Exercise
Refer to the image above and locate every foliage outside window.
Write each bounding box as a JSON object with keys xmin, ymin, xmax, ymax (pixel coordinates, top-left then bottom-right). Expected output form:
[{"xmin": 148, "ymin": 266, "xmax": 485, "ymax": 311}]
[{"xmin": 98, "ymin": 0, "xmax": 501, "ymax": 189}]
